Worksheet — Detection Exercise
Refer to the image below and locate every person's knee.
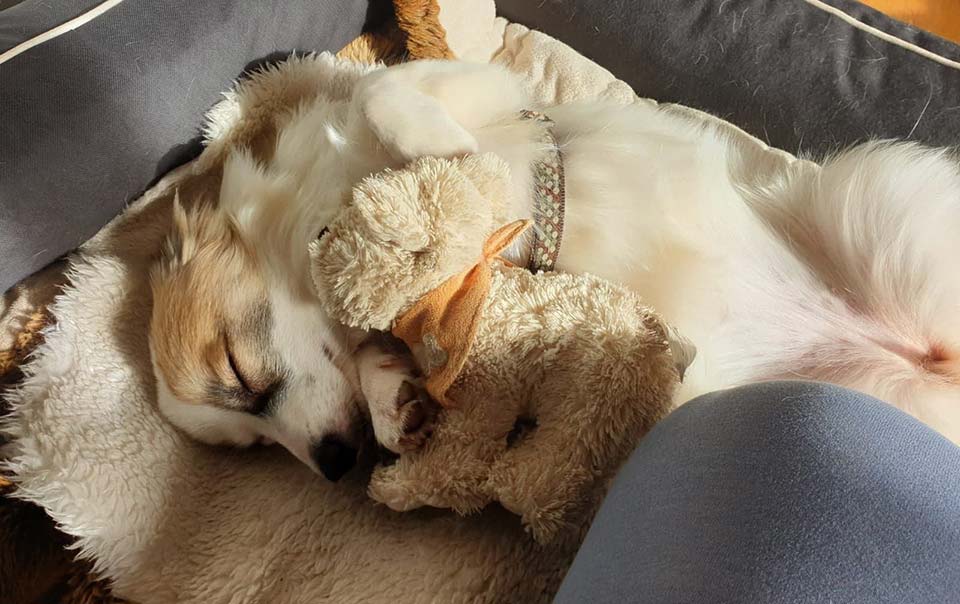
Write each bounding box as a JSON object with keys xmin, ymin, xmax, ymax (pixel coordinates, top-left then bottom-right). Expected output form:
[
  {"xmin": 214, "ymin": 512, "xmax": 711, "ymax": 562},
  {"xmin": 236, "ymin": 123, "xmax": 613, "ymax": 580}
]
[
  {"xmin": 620, "ymin": 379, "xmax": 960, "ymax": 509},
  {"xmin": 556, "ymin": 381, "xmax": 960, "ymax": 604},
  {"xmin": 659, "ymin": 380, "xmax": 948, "ymax": 462},
  {"xmin": 683, "ymin": 380, "xmax": 893, "ymax": 427}
]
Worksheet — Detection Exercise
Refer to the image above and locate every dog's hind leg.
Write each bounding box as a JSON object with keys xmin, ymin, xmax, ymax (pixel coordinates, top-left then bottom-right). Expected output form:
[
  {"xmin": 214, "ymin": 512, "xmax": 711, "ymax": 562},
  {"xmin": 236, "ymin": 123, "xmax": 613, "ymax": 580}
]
[{"xmin": 352, "ymin": 60, "xmax": 529, "ymax": 163}]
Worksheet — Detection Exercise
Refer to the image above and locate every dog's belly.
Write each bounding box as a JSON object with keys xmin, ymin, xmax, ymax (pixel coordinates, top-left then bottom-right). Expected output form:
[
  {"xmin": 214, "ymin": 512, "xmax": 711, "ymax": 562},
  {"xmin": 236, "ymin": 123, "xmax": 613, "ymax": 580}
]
[
  {"xmin": 481, "ymin": 101, "xmax": 829, "ymax": 405},
  {"xmin": 527, "ymin": 103, "xmax": 960, "ymax": 445},
  {"xmin": 526, "ymin": 104, "xmax": 757, "ymax": 384}
]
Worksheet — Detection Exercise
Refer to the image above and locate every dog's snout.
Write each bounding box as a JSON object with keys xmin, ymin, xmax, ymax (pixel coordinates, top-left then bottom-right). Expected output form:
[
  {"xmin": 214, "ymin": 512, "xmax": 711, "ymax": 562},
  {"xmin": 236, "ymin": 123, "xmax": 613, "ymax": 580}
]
[{"xmin": 310, "ymin": 435, "xmax": 358, "ymax": 482}]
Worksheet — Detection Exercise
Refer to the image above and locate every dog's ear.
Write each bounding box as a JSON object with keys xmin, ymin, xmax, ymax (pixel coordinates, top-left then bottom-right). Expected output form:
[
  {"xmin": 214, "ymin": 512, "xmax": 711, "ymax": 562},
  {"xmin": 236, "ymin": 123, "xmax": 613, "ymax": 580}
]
[
  {"xmin": 164, "ymin": 191, "xmax": 193, "ymax": 266},
  {"xmin": 152, "ymin": 192, "xmax": 191, "ymax": 291},
  {"xmin": 156, "ymin": 191, "xmax": 234, "ymax": 275}
]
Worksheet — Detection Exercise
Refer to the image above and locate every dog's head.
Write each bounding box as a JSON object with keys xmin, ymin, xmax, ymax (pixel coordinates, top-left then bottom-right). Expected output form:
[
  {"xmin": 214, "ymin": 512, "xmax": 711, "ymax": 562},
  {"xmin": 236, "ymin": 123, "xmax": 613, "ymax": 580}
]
[{"xmin": 149, "ymin": 151, "xmax": 365, "ymax": 481}]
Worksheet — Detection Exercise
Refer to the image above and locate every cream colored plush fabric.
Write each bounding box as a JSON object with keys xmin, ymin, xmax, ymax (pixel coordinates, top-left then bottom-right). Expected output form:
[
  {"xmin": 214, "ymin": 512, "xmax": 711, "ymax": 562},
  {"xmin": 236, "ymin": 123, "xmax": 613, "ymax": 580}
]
[{"xmin": 3, "ymin": 2, "xmax": 799, "ymax": 602}]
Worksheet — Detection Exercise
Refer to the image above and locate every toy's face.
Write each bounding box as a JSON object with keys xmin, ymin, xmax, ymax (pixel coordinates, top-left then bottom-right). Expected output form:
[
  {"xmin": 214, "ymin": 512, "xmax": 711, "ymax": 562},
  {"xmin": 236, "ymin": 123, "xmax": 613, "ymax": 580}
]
[{"xmin": 149, "ymin": 198, "xmax": 367, "ymax": 482}]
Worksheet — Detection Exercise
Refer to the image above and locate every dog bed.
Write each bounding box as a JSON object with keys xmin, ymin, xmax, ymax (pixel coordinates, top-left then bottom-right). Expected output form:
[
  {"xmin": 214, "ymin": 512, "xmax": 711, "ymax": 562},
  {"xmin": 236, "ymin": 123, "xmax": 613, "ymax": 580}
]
[
  {"xmin": 5, "ymin": 0, "xmax": 960, "ymax": 295},
  {"xmin": 0, "ymin": 1, "xmax": 689, "ymax": 602},
  {"xmin": 2, "ymin": 0, "xmax": 958, "ymax": 602}
]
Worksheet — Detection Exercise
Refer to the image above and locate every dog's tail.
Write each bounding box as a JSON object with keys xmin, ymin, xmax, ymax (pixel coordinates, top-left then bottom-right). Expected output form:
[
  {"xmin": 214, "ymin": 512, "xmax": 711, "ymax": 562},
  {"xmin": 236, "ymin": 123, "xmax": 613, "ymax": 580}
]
[{"xmin": 776, "ymin": 141, "xmax": 960, "ymax": 440}]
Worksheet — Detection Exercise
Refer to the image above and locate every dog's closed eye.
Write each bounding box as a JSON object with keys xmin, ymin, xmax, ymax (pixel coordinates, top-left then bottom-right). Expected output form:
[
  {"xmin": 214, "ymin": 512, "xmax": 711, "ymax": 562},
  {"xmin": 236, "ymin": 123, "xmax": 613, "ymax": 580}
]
[
  {"xmin": 226, "ymin": 346, "xmax": 276, "ymax": 416},
  {"xmin": 227, "ymin": 348, "xmax": 255, "ymax": 393}
]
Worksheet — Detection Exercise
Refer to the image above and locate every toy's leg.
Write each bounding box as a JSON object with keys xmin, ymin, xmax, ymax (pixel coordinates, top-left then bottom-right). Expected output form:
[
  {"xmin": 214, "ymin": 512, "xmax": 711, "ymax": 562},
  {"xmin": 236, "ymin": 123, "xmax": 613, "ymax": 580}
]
[
  {"xmin": 368, "ymin": 402, "xmax": 514, "ymax": 515},
  {"xmin": 355, "ymin": 341, "xmax": 437, "ymax": 454},
  {"xmin": 489, "ymin": 321, "xmax": 678, "ymax": 543},
  {"xmin": 352, "ymin": 60, "xmax": 528, "ymax": 163},
  {"xmin": 486, "ymin": 416, "xmax": 600, "ymax": 544}
]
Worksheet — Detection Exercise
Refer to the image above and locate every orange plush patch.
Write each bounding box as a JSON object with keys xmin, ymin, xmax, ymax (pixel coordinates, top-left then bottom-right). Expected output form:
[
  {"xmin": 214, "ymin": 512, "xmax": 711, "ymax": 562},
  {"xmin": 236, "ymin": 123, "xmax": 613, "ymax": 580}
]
[{"xmin": 392, "ymin": 220, "xmax": 532, "ymax": 406}]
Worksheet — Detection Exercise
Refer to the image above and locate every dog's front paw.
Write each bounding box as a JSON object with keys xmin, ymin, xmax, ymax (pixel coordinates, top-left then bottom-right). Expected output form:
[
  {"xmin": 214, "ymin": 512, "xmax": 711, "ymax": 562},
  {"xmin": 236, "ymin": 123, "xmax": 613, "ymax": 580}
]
[
  {"xmin": 357, "ymin": 346, "xmax": 438, "ymax": 454},
  {"xmin": 391, "ymin": 379, "xmax": 438, "ymax": 452}
]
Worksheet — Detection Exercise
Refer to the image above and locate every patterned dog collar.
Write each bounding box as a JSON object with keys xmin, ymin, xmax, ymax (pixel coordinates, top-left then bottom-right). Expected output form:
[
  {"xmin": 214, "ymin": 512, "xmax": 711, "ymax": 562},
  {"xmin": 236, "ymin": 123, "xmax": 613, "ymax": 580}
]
[{"xmin": 519, "ymin": 109, "xmax": 566, "ymax": 273}]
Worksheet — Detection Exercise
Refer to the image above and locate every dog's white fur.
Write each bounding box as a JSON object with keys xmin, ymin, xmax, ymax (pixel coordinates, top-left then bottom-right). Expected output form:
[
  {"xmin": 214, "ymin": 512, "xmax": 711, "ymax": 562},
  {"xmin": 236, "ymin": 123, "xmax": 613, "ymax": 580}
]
[{"xmin": 151, "ymin": 59, "xmax": 960, "ymax": 475}]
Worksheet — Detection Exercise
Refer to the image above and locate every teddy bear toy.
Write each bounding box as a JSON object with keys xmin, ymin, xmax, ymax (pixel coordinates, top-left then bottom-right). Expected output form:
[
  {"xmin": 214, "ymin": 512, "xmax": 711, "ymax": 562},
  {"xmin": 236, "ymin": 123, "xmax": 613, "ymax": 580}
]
[{"xmin": 310, "ymin": 153, "xmax": 693, "ymax": 543}]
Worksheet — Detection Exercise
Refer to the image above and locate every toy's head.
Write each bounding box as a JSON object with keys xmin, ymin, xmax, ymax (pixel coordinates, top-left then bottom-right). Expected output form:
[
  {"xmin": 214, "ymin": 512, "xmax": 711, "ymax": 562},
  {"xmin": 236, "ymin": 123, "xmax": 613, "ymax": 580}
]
[{"xmin": 310, "ymin": 154, "xmax": 512, "ymax": 332}]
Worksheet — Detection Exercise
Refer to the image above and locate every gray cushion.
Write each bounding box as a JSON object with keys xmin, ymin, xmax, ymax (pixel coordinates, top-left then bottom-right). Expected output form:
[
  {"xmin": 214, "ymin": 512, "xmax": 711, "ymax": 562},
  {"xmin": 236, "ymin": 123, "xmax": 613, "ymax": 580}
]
[
  {"xmin": 498, "ymin": 0, "xmax": 960, "ymax": 153},
  {"xmin": 0, "ymin": 0, "xmax": 372, "ymax": 292}
]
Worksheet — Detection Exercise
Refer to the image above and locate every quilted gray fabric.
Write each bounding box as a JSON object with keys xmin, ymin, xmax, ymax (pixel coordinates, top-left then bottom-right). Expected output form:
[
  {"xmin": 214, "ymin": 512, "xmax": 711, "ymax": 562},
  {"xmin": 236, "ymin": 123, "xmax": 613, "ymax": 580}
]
[{"xmin": 499, "ymin": 0, "xmax": 960, "ymax": 153}]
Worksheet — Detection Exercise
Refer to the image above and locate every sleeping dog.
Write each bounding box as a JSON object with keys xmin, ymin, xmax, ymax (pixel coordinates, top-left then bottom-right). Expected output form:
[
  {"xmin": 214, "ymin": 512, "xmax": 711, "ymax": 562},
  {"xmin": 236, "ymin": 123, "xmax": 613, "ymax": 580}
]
[{"xmin": 149, "ymin": 59, "xmax": 960, "ymax": 481}]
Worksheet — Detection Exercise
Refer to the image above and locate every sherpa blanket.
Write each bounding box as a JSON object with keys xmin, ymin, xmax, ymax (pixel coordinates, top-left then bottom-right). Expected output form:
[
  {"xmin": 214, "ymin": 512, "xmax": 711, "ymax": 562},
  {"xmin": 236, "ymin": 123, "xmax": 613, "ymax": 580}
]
[{"xmin": 2, "ymin": 1, "xmax": 799, "ymax": 602}]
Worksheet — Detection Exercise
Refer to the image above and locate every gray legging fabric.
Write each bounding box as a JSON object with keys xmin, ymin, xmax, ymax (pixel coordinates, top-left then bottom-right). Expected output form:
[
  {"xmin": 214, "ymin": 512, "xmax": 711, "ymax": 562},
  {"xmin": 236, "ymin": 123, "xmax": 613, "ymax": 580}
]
[{"xmin": 554, "ymin": 381, "xmax": 960, "ymax": 603}]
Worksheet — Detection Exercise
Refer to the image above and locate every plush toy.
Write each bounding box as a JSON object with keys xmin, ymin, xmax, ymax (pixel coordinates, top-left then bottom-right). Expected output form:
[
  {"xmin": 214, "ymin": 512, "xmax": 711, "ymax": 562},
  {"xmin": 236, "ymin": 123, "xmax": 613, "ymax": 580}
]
[{"xmin": 310, "ymin": 154, "xmax": 693, "ymax": 543}]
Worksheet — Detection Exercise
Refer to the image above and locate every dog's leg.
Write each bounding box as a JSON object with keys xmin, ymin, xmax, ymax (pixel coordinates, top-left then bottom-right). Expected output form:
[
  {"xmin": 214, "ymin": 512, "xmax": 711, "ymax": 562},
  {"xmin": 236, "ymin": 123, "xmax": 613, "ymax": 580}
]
[
  {"xmin": 352, "ymin": 60, "xmax": 528, "ymax": 163},
  {"xmin": 355, "ymin": 339, "xmax": 438, "ymax": 454}
]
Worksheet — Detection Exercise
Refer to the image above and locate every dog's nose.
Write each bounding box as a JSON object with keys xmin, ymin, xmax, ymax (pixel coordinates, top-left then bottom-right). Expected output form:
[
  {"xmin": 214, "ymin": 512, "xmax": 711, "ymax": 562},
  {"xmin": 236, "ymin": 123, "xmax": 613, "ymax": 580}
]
[{"xmin": 310, "ymin": 435, "xmax": 358, "ymax": 482}]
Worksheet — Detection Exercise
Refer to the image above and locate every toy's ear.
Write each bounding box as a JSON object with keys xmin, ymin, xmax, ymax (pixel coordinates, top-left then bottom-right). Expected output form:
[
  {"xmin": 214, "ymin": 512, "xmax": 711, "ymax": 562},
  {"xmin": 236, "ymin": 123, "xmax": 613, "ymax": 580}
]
[
  {"xmin": 456, "ymin": 154, "xmax": 512, "ymax": 225},
  {"xmin": 310, "ymin": 154, "xmax": 512, "ymax": 331},
  {"xmin": 666, "ymin": 325, "xmax": 697, "ymax": 382},
  {"xmin": 349, "ymin": 153, "xmax": 511, "ymax": 253}
]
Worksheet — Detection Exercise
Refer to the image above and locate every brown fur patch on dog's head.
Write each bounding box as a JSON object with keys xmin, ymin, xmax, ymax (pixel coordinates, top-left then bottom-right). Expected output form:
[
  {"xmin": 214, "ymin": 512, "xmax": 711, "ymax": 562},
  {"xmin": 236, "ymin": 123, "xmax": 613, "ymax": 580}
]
[{"xmin": 149, "ymin": 194, "xmax": 272, "ymax": 411}]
